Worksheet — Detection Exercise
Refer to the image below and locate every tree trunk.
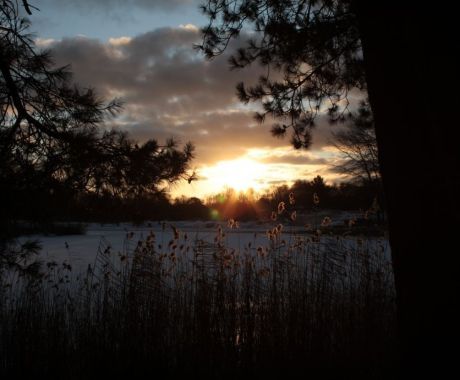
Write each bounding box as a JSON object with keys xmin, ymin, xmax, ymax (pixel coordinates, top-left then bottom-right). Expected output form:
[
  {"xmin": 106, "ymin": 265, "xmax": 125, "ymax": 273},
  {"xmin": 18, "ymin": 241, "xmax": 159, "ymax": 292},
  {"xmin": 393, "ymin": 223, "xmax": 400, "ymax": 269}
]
[{"xmin": 354, "ymin": 2, "xmax": 460, "ymax": 376}]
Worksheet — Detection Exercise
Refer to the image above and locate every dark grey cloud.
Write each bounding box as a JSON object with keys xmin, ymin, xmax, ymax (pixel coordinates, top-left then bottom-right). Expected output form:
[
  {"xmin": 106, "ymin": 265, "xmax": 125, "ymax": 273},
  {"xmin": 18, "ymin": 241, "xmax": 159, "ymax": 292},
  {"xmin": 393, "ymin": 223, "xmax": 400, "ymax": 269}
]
[
  {"xmin": 46, "ymin": 26, "xmax": 336, "ymax": 168},
  {"xmin": 38, "ymin": 0, "xmax": 197, "ymax": 12},
  {"xmin": 50, "ymin": 27, "xmax": 262, "ymax": 114}
]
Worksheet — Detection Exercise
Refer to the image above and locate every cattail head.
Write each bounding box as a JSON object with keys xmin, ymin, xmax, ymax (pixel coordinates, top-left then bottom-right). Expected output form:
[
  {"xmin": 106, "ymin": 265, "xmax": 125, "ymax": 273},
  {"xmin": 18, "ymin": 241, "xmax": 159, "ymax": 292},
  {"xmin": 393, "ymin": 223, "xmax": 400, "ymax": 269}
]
[
  {"xmin": 290, "ymin": 211, "xmax": 296, "ymax": 221},
  {"xmin": 257, "ymin": 246, "xmax": 266, "ymax": 257},
  {"xmin": 271, "ymin": 211, "xmax": 277, "ymax": 221},
  {"xmin": 277, "ymin": 201, "xmax": 285, "ymax": 214},
  {"xmin": 289, "ymin": 192, "xmax": 295, "ymax": 205},
  {"xmin": 321, "ymin": 216, "xmax": 332, "ymax": 227},
  {"xmin": 313, "ymin": 193, "xmax": 320, "ymax": 205},
  {"xmin": 171, "ymin": 225, "xmax": 180, "ymax": 240}
]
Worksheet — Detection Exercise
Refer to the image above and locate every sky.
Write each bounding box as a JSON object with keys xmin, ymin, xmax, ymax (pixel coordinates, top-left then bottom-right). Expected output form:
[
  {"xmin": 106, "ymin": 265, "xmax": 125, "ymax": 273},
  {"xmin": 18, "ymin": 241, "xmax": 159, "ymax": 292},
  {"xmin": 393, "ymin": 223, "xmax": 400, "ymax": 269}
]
[{"xmin": 28, "ymin": 0, "xmax": 348, "ymax": 199}]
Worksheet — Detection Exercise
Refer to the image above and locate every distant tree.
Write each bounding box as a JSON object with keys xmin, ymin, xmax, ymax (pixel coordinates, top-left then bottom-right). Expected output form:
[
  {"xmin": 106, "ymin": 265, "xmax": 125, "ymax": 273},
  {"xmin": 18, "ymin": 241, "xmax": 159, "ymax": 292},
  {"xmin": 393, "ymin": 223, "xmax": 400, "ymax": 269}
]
[
  {"xmin": 331, "ymin": 101, "xmax": 380, "ymax": 185},
  {"xmin": 199, "ymin": 0, "xmax": 460, "ymax": 375},
  {"xmin": 173, "ymin": 196, "xmax": 209, "ymax": 220},
  {"xmin": 310, "ymin": 175, "xmax": 326, "ymax": 192},
  {"xmin": 1, "ymin": 1, "xmax": 195, "ymax": 225},
  {"xmin": 269, "ymin": 184, "xmax": 290, "ymax": 204},
  {"xmin": 331, "ymin": 101, "xmax": 384, "ymax": 221}
]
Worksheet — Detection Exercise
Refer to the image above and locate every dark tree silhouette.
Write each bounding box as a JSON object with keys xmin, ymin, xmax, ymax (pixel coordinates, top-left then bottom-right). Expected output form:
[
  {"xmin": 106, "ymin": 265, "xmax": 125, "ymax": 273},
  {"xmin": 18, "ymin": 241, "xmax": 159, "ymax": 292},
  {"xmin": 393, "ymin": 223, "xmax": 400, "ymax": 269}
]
[
  {"xmin": 331, "ymin": 100, "xmax": 379, "ymax": 185},
  {"xmin": 199, "ymin": 0, "xmax": 460, "ymax": 375},
  {"xmin": 1, "ymin": 1, "xmax": 119, "ymax": 160},
  {"xmin": 1, "ymin": 1, "xmax": 195, "ymax": 225}
]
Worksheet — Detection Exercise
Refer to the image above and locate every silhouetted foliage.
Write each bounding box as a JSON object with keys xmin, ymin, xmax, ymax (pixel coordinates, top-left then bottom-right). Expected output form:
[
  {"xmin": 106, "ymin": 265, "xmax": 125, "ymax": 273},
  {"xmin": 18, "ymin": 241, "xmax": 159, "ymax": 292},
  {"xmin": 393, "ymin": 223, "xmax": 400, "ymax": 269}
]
[
  {"xmin": 331, "ymin": 100, "xmax": 380, "ymax": 185},
  {"xmin": 200, "ymin": 0, "xmax": 363, "ymax": 149},
  {"xmin": 0, "ymin": 1, "xmax": 195, "ymax": 229}
]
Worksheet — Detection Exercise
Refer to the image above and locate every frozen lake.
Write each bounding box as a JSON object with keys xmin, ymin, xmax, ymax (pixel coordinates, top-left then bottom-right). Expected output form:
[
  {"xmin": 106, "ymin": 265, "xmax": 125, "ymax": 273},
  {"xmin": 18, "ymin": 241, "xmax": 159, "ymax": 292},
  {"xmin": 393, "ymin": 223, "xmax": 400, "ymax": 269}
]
[
  {"xmin": 20, "ymin": 220, "xmax": 306, "ymax": 271},
  {"xmin": 17, "ymin": 211, "xmax": 390, "ymax": 274}
]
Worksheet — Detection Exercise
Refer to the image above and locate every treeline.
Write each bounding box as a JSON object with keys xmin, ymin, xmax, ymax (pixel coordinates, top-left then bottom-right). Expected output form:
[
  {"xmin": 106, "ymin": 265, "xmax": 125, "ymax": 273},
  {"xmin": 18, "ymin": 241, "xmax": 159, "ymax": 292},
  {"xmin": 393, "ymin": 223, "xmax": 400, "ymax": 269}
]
[
  {"xmin": 2, "ymin": 175, "xmax": 382, "ymax": 227},
  {"xmin": 207, "ymin": 175, "xmax": 384, "ymax": 221},
  {"xmin": 0, "ymin": 184, "xmax": 208, "ymax": 225}
]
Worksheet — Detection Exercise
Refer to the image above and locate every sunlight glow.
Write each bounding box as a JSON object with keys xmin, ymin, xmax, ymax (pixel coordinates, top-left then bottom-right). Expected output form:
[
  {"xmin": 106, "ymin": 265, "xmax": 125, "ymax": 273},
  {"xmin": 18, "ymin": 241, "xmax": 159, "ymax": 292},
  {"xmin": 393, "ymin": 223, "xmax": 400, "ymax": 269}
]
[
  {"xmin": 171, "ymin": 149, "xmax": 345, "ymax": 199},
  {"xmin": 201, "ymin": 158, "xmax": 268, "ymax": 192}
]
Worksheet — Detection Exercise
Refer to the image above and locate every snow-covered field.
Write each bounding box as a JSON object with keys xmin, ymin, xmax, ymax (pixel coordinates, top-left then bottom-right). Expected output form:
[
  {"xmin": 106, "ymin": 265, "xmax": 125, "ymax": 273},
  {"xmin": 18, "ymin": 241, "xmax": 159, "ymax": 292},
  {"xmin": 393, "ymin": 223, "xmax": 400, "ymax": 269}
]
[
  {"xmin": 18, "ymin": 210, "xmax": 390, "ymax": 274},
  {"xmin": 19, "ymin": 220, "xmax": 300, "ymax": 271}
]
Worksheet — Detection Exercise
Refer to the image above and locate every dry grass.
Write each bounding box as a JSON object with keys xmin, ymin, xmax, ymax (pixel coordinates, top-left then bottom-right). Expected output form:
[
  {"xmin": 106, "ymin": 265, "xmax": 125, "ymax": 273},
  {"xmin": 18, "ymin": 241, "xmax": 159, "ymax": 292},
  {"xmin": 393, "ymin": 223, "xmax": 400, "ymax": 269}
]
[{"xmin": 0, "ymin": 212, "xmax": 397, "ymax": 379}]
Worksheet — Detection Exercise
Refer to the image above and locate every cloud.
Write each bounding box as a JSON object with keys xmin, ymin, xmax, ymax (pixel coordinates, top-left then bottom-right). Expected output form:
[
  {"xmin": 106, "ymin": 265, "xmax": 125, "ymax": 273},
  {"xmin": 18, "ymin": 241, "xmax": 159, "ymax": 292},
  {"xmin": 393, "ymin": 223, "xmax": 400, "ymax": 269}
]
[
  {"xmin": 38, "ymin": 0, "xmax": 197, "ymax": 13},
  {"xmin": 108, "ymin": 36, "xmax": 132, "ymax": 46},
  {"xmin": 44, "ymin": 25, "xmax": 339, "ymax": 197},
  {"xmin": 35, "ymin": 37, "xmax": 56, "ymax": 47},
  {"xmin": 49, "ymin": 27, "xmax": 263, "ymax": 114},
  {"xmin": 259, "ymin": 154, "xmax": 328, "ymax": 166}
]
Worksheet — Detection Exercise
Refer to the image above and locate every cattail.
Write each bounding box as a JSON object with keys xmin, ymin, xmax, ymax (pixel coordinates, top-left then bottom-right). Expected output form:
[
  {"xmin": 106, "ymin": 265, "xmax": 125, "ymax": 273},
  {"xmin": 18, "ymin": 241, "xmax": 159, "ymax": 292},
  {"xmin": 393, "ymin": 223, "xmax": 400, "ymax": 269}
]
[
  {"xmin": 321, "ymin": 216, "xmax": 332, "ymax": 227},
  {"xmin": 257, "ymin": 246, "xmax": 264, "ymax": 256},
  {"xmin": 224, "ymin": 254, "xmax": 233, "ymax": 261},
  {"xmin": 258, "ymin": 268, "xmax": 270, "ymax": 277},
  {"xmin": 289, "ymin": 192, "xmax": 295, "ymax": 205},
  {"xmin": 313, "ymin": 192, "xmax": 320, "ymax": 205},
  {"xmin": 278, "ymin": 201, "xmax": 285, "ymax": 214},
  {"xmin": 171, "ymin": 225, "xmax": 180, "ymax": 240},
  {"xmin": 290, "ymin": 211, "xmax": 296, "ymax": 221},
  {"xmin": 271, "ymin": 211, "xmax": 277, "ymax": 221}
]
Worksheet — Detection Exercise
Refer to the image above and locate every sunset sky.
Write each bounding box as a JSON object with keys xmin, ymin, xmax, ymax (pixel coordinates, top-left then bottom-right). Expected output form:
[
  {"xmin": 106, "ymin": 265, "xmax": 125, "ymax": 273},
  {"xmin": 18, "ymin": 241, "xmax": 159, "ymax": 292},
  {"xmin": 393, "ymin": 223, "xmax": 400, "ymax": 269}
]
[{"xmin": 28, "ymin": 0, "xmax": 349, "ymax": 198}]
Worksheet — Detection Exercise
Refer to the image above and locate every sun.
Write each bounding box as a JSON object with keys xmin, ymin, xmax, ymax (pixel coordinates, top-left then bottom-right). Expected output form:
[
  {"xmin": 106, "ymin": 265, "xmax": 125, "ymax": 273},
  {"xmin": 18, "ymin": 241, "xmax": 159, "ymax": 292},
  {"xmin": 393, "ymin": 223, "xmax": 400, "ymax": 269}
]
[{"xmin": 202, "ymin": 158, "xmax": 268, "ymax": 193}]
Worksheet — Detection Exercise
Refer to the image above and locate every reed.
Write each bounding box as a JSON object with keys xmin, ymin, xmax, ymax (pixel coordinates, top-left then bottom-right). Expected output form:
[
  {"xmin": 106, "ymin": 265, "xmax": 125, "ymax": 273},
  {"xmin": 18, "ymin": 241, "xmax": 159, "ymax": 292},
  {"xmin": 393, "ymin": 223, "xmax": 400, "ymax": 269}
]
[{"xmin": 0, "ymin": 202, "xmax": 396, "ymax": 379}]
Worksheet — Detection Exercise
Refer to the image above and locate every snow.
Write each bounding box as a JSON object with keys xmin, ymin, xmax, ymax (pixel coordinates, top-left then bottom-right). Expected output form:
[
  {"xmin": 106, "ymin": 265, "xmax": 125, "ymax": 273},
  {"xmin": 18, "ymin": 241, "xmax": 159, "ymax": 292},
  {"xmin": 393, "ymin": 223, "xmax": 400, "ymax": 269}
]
[{"xmin": 17, "ymin": 215, "xmax": 390, "ymax": 274}]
